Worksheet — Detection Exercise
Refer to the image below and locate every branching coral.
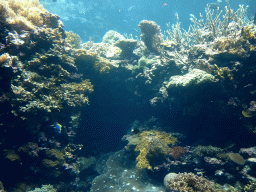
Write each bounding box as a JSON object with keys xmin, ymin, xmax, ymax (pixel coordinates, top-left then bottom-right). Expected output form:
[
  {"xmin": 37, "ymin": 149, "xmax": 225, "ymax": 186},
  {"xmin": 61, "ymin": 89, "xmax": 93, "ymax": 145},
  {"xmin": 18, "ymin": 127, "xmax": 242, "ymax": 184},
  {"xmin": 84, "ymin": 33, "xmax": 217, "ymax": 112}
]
[{"xmin": 134, "ymin": 130, "xmax": 177, "ymax": 170}]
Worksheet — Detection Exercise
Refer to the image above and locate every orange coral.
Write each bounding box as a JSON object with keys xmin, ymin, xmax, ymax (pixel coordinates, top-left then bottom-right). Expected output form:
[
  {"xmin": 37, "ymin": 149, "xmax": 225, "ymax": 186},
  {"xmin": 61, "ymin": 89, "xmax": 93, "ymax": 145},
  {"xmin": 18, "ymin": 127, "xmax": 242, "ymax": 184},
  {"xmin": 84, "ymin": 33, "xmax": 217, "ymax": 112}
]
[{"xmin": 170, "ymin": 146, "xmax": 186, "ymax": 160}]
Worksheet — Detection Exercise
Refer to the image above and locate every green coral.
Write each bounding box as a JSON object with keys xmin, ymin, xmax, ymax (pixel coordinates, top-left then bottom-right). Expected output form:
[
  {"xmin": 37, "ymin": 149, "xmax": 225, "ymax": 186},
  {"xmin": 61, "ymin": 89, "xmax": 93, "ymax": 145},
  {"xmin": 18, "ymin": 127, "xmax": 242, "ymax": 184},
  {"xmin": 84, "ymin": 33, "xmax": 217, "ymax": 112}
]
[{"xmin": 135, "ymin": 130, "xmax": 177, "ymax": 170}]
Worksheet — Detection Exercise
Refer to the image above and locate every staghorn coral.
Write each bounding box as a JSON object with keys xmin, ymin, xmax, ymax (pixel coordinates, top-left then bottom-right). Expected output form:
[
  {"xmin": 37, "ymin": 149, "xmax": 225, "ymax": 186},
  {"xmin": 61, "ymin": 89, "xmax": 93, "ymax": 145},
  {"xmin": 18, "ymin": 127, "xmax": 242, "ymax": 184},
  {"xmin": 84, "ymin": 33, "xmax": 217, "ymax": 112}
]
[
  {"xmin": 138, "ymin": 20, "xmax": 163, "ymax": 53},
  {"xmin": 134, "ymin": 130, "xmax": 177, "ymax": 170},
  {"xmin": 165, "ymin": 172, "xmax": 217, "ymax": 192}
]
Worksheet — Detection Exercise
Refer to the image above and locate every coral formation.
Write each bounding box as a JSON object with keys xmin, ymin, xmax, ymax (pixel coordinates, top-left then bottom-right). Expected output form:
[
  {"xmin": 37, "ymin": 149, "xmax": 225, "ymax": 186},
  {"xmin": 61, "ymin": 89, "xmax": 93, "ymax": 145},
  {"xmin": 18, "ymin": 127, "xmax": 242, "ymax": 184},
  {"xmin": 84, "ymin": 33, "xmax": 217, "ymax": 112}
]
[
  {"xmin": 193, "ymin": 145, "xmax": 224, "ymax": 157},
  {"xmin": 170, "ymin": 146, "xmax": 186, "ymax": 160},
  {"xmin": 138, "ymin": 20, "xmax": 163, "ymax": 53},
  {"xmin": 165, "ymin": 172, "xmax": 216, "ymax": 191},
  {"xmin": 166, "ymin": 69, "xmax": 215, "ymax": 88},
  {"xmin": 114, "ymin": 39, "xmax": 137, "ymax": 59},
  {"xmin": 28, "ymin": 184, "xmax": 57, "ymax": 192},
  {"xmin": 0, "ymin": 0, "xmax": 47, "ymax": 31},
  {"xmin": 134, "ymin": 130, "xmax": 177, "ymax": 170}
]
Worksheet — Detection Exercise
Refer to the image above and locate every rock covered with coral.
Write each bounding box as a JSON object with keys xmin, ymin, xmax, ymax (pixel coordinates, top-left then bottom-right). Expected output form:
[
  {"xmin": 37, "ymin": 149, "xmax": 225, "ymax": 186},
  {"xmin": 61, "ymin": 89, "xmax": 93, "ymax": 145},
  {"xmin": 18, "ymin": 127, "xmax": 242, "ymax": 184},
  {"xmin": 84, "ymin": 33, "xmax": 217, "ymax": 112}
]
[
  {"xmin": 164, "ymin": 172, "xmax": 216, "ymax": 192},
  {"xmin": 138, "ymin": 20, "xmax": 163, "ymax": 53}
]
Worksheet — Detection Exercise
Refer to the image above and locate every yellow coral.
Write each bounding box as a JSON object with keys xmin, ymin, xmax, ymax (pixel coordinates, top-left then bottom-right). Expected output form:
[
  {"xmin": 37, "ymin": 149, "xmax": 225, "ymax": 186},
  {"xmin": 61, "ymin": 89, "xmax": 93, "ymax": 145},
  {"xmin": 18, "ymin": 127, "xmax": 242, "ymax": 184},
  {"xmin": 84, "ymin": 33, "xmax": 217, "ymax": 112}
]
[
  {"xmin": 0, "ymin": 0, "xmax": 47, "ymax": 30},
  {"xmin": 135, "ymin": 130, "xmax": 177, "ymax": 170},
  {"xmin": 242, "ymin": 26, "xmax": 255, "ymax": 41},
  {"xmin": 65, "ymin": 31, "xmax": 82, "ymax": 49},
  {"xmin": 214, "ymin": 64, "xmax": 233, "ymax": 81}
]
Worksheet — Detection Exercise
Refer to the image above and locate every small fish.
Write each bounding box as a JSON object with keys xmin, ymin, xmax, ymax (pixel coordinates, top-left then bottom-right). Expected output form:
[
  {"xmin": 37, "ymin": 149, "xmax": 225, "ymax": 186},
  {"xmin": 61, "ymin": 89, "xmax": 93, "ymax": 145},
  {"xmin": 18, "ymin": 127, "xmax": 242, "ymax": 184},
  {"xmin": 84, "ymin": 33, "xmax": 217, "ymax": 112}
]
[
  {"xmin": 163, "ymin": 3, "xmax": 168, "ymax": 7},
  {"xmin": 127, "ymin": 6, "xmax": 135, "ymax": 12},
  {"xmin": 131, "ymin": 128, "xmax": 140, "ymax": 134},
  {"xmin": 53, "ymin": 122, "xmax": 62, "ymax": 133},
  {"xmin": 207, "ymin": 3, "xmax": 222, "ymax": 9}
]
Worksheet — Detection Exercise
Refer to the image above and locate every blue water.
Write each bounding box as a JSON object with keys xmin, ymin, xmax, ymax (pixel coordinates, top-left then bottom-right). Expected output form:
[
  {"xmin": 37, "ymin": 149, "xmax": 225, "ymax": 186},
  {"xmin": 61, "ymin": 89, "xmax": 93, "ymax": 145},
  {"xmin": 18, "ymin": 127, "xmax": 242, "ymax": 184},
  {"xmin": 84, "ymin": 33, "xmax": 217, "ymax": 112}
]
[{"xmin": 40, "ymin": 0, "xmax": 253, "ymax": 42}]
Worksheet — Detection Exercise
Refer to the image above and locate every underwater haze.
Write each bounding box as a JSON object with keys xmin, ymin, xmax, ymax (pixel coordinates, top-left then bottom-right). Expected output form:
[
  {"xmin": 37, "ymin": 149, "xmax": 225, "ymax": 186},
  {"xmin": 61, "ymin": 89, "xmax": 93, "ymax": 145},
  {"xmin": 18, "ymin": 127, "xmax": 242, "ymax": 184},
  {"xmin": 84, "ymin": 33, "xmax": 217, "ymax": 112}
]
[{"xmin": 40, "ymin": 0, "xmax": 252, "ymax": 42}]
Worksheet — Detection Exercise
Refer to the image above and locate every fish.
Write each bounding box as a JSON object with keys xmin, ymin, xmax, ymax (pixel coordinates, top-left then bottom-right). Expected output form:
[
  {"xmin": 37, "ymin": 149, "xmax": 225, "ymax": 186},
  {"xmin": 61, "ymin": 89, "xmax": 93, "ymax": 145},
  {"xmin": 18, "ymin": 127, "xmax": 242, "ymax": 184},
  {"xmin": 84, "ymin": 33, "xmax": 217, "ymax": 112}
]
[
  {"xmin": 207, "ymin": 3, "xmax": 222, "ymax": 9},
  {"xmin": 127, "ymin": 6, "xmax": 135, "ymax": 12},
  {"xmin": 131, "ymin": 128, "xmax": 140, "ymax": 134},
  {"xmin": 163, "ymin": 3, "xmax": 168, "ymax": 7},
  {"xmin": 53, "ymin": 122, "xmax": 62, "ymax": 133}
]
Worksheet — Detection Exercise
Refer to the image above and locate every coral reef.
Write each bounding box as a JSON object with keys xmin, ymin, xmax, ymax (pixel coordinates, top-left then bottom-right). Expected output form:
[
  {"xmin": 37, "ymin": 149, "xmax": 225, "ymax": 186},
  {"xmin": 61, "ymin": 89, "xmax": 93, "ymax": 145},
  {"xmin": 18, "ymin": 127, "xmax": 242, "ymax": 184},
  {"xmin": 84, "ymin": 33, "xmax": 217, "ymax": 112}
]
[{"xmin": 1, "ymin": 0, "xmax": 256, "ymax": 191}]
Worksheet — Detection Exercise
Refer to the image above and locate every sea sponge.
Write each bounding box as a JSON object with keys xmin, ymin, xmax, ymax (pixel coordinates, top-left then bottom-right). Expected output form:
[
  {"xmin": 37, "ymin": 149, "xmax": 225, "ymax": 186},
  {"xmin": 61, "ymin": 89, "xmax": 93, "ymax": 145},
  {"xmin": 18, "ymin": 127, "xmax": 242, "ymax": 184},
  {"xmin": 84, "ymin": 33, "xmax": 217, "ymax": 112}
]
[{"xmin": 138, "ymin": 20, "xmax": 163, "ymax": 53}]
